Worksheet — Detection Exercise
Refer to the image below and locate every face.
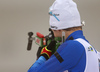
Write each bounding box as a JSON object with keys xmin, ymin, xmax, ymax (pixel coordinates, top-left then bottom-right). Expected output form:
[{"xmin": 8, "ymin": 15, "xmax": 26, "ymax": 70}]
[
  {"xmin": 52, "ymin": 29, "xmax": 72, "ymax": 39},
  {"xmin": 52, "ymin": 29, "xmax": 62, "ymax": 37}
]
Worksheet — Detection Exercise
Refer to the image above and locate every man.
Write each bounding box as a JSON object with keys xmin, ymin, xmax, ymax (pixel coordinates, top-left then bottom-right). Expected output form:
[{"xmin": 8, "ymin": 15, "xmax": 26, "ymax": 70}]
[{"xmin": 28, "ymin": 0, "xmax": 99, "ymax": 72}]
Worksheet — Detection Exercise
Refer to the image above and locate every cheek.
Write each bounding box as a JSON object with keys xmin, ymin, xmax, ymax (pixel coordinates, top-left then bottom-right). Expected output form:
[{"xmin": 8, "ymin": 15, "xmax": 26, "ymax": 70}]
[
  {"xmin": 54, "ymin": 32, "xmax": 61, "ymax": 37},
  {"xmin": 54, "ymin": 33, "xmax": 57, "ymax": 37},
  {"xmin": 53, "ymin": 32, "xmax": 58, "ymax": 37},
  {"xmin": 52, "ymin": 30, "xmax": 62, "ymax": 37}
]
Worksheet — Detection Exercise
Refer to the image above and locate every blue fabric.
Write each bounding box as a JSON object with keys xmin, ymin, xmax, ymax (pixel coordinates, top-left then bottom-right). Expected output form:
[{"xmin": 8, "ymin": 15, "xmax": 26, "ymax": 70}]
[
  {"xmin": 28, "ymin": 56, "xmax": 46, "ymax": 72},
  {"xmin": 58, "ymin": 40, "xmax": 86, "ymax": 72},
  {"xmin": 66, "ymin": 30, "xmax": 88, "ymax": 42},
  {"xmin": 28, "ymin": 30, "xmax": 87, "ymax": 72}
]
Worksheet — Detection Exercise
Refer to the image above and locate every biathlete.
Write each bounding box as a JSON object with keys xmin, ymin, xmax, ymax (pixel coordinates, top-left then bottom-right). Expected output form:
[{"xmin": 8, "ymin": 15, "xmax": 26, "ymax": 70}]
[{"xmin": 28, "ymin": 0, "xmax": 100, "ymax": 72}]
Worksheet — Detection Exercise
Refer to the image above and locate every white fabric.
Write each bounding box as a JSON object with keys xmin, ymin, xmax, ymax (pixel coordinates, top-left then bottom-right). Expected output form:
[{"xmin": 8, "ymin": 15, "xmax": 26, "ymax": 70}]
[
  {"xmin": 49, "ymin": 0, "xmax": 82, "ymax": 30},
  {"xmin": 76, "ymin": 38, "xmax": 99, "ymax": 72},
  {"xmin": 64, "ymin": 38, "xmax": 99, "ymax": 72},
  {"xmin": 97, "ymin": 51, "xmax": 100, "ymax": 60}
]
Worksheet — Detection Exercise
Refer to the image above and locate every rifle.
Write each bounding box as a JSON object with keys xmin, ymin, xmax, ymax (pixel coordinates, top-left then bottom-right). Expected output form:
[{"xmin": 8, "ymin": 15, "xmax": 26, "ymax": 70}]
[{"xmin": 27, "ymin": 28, "xmax": 62, "ymax": 58}]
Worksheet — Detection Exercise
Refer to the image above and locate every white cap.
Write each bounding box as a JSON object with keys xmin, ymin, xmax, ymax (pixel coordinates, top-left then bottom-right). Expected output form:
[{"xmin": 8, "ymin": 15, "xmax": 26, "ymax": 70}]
[{"xmin": 49, "ymin": 0, "xmax": 82, "ymax": 30}]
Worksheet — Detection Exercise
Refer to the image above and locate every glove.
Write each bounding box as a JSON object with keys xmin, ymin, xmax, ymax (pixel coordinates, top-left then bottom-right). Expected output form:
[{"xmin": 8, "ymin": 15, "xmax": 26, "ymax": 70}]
[
  {"xmin": 36, "ymin": 47, "xmax": 43, "ymax": 60},
  {"xmin": 37, "ymin": 40, "xmax": 56, "ymax": 60}
]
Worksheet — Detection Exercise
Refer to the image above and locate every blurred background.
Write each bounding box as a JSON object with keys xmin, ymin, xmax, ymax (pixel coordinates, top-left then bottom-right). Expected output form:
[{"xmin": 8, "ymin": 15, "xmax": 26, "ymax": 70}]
[{"xmin": 0, "ymin": 0, "xmax": 100, "ymax": 72}]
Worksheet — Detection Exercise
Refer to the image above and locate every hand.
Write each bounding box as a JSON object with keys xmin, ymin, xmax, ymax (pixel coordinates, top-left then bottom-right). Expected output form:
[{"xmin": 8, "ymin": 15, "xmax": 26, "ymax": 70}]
[
  {"xmin": 36, "ymin": 47, "xmax": 43, "ymax": 60},
  {"xmin": 37, "ymin": 40, "xmax": 56, "ymax": 60}
]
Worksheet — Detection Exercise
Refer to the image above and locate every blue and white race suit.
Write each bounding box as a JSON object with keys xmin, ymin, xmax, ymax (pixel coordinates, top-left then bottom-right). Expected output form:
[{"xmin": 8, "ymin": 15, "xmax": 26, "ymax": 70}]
[{"xmin": 28, "ymin": 30, "xmax": 99, "ymax": 72}]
